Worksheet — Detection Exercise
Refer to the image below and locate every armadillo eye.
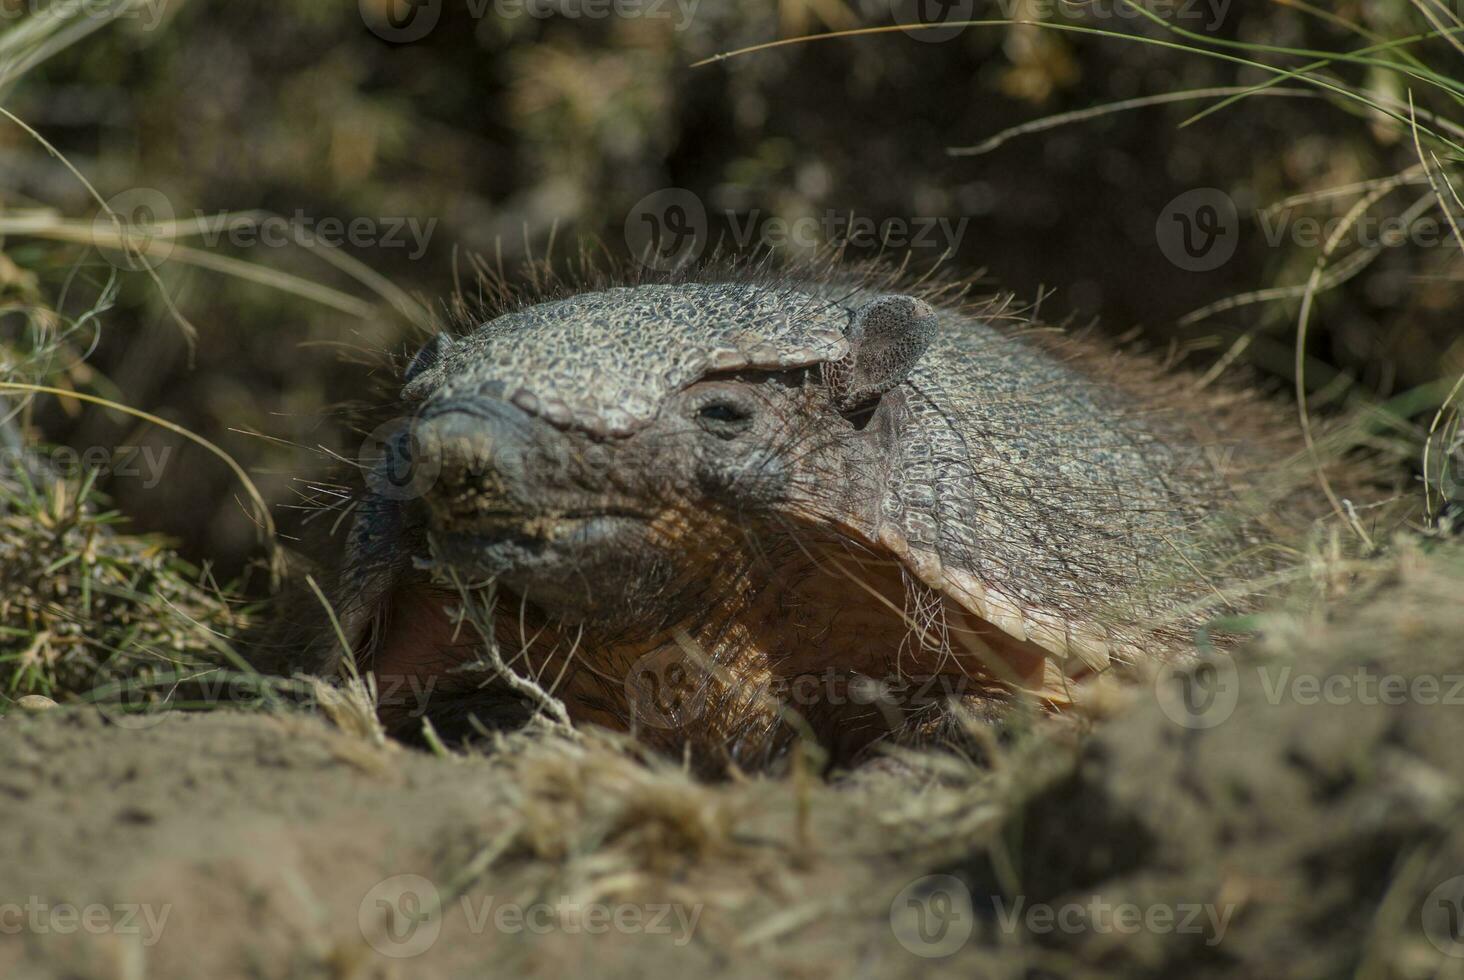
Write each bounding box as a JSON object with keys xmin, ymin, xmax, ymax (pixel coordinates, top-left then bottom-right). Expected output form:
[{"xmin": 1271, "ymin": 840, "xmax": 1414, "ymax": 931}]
[
  {"xmin": 695, "ymin": 399, "xmax": 754, "ymax": 438},
  {"xmin": 699, "ymin": 402, "xmax": 747, "ymax": 422}
]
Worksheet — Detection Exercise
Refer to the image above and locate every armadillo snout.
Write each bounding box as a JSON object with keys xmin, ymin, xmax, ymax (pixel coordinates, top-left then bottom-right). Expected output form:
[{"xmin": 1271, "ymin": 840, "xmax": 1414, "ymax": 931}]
[
  {"xmin": 404, "ymin": 394, "xmax": 673, "ymax": 625},
  {"xmin": 410, "ymin": 396, "xmax": 544, "ymax": 524}
]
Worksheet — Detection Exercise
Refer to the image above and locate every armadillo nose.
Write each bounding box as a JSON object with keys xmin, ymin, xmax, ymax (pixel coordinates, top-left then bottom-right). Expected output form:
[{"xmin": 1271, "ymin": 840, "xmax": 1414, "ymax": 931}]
[{"xmin": 411, "ymin": 397, "xmax": 534, "ymax": 503}]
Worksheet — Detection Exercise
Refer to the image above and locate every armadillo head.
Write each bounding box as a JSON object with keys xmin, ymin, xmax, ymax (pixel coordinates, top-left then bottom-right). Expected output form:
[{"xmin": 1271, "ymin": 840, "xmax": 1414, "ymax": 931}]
[{"xmin": 374, "ymin": 282, "xmax": 937, "ymax": 630}]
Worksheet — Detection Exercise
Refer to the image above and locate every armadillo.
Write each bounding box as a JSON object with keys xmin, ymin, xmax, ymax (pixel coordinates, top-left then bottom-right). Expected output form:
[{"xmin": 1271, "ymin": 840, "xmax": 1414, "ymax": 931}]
[{"xmin": 288, "ymin": 266, "xmax": 1299, "ymax": 771}]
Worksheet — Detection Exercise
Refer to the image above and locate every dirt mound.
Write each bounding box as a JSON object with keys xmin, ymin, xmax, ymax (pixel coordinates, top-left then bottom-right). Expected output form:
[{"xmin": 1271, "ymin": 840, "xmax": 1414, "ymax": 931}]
[
  {"xmin": 3, "ymin": 545, "xmax": 1463, "ymax": 979},
  {"xmin": 957, "ymin": 543, "xmax": 1464, "ymax": 978}
]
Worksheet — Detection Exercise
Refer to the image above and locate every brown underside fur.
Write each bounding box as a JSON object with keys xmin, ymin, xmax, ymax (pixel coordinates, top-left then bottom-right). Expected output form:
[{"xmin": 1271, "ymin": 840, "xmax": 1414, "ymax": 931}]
[{"xmin": 367, "ymin": 530, "xmax": 1070, "ymax": 772}]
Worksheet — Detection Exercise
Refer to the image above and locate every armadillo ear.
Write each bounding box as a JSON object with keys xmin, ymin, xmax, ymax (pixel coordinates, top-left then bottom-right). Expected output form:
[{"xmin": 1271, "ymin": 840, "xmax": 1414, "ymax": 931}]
[
  {"xmin": 403, "ymin": 333, "xmax": 457, "ymax": 387},
  {"xmin": 829, "ymin": 295, "xmax": 938, "ymax": 410}
]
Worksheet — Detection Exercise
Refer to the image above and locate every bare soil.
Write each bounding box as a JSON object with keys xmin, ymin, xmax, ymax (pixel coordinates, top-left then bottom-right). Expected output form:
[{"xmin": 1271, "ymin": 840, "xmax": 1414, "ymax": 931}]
[{"xmin": 4, "ymin": 544, "xmax": 1464, "ymax": 980}]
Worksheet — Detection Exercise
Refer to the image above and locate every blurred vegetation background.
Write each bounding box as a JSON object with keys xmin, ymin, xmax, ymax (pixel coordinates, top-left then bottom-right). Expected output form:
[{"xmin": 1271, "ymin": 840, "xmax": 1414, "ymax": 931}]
[{"xmin": 1, "ymin": 0, "xmax": 1460, "ymax": 589}]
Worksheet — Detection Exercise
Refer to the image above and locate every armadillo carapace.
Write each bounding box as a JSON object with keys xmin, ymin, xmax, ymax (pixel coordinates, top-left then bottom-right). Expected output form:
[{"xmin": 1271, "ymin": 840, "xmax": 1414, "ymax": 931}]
[{"xmin": 309, "ymin": 268, "xmax": 1289, "ymax": 771}]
